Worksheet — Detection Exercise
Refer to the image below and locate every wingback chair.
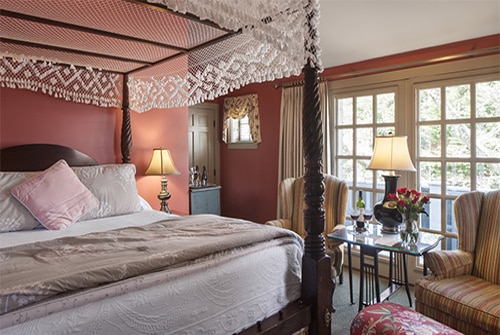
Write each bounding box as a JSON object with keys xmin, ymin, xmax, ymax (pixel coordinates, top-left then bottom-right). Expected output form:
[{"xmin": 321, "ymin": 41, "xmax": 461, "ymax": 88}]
[
  {"xmin": 265, "ymin": 174, "xmax": 349, "ymax": 283},
  {"xmin": 415, "ymin": 189, "xmax": 500, "ymax": 335}
]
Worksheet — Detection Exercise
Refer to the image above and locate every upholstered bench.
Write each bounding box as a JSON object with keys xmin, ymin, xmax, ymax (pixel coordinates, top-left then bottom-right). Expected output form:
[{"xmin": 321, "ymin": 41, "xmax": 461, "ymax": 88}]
[{"xmin": 350, "ymin": 302, "xmax": 463, "ymax": 335}]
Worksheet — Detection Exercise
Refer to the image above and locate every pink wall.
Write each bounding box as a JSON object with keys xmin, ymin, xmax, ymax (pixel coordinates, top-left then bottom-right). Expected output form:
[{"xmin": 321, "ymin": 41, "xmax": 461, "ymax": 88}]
[
  {"xmin": 130, "ymin": 107, "xmax": 189, "ymax": 215},
  {"xmin": 216, "ymin": 81, "xmax": 283, "ymax": 223},
  {"xmin": 0, "ymin": 88, "xmax": 117, "ymax": 163},
  {"xmin": 0, "ymin": 88, "xmax": 190, "ymax": 215}
]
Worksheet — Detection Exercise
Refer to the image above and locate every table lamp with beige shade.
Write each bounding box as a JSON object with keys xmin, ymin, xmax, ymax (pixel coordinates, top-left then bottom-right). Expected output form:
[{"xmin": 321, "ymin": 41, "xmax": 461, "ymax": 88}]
[
  {"xmin": 367, "ymin": 133, "xmax": 416, "ymax": 233},
  {"xmin": 145, "ymin": 148, "xmax": 180, "ymax": 213}
]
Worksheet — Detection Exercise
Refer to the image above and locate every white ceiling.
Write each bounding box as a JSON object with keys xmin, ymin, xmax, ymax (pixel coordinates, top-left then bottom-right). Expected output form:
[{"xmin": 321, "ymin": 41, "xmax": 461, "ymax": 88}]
[{"xmin": 318, "ymin": 0, "xmax": 500, "ymax": 68}]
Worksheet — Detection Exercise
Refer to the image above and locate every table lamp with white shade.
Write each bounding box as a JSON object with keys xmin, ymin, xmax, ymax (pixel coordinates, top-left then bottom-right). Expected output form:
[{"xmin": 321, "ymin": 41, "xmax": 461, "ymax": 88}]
[
  {"xmin": 367, "ymin": 133, "xmax": 416, "ymax": 233},
  {"xmin": 145, "ymin": 148, "xmax": 180, "ymax": 213}
]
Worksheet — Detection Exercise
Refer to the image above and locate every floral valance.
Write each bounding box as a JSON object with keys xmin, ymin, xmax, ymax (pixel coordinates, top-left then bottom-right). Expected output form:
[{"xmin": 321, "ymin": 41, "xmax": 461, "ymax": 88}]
[{"xmin": 222, "ymin": 93, "xmax": 262, "ymax": 144}]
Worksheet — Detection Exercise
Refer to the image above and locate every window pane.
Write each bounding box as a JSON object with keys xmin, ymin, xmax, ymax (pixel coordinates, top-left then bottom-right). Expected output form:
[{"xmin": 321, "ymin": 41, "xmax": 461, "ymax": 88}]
[
  {"xmin": 477, "ymin": 162, "xmax": 500, "ymax": 191},
  {"xmin": 446, "ymin": 162, "xmax": 471, "ymax": 192},
  {"xmin": 338, "ymin": 128, "xmax": 353, "ymax": 155},
  {"xmin": 363, "ymin": 190, "xmax": 374, "ymax": 209},
  {"xmin": 229, "ymin": 118, "xmax": 239, "ymax": 142},
  {"xmin": 356, "ymin": 96, "xmax": 372, "ymax": 124},
  {"xmin": 476, "ymin": 80, "xmax": 500, "ymax": 118},
  {"xmin": 339, "ymin": 159, "xmax": 353, "ymax": 182},
  {"xmin": 376, "ymin": 127, "xmax": 394, "ymax": 137},
  {"xmin": 420, "ymin": 161, "xmax": 441, "ymax": 193},
  {"xmin": 375, "ymin": 171, "xmax": 385, "ymax": 191},
  {"xmin": 376, "ymin": 93, "xmax": 395, "ymax": 124},
  {"xmin": 445, "ymin": 237, "xmax": 458, "ymax": 251},
  {"xmin": 476, "ymin": 122, "xmax": 500, "ymax": 158},
  {"xmin": 374, "ymin": 190, "xmax": 385, "ymax": 204},
  {"xmin": 419, "ymin": 88, "xmax": 441, "ymax": 121},
  {"xmin": 338, "ymin": 98, "xmax": 353, "ymax": 125},
  {"xmin": 239, "ymin": 116, "xmax": 251, "ymax": 141},
  {"xmin": 419, "ymin": 125, "xmax": 441, "ymax": 157},
  {"xmin": 357, "ymin": 159, "xmax": 372, "ymax": 188},
  {"xmin": 356, "ymin": 128, "xmax": 373, "ymax": 156},
  {"xmin": 445, "ymin": 84, "xmax": 470, "ymax": 119},
  {"xmin": 446, "ymin": 124, "xmax": 470, "ymax": 158},
  {"xmin": 446, "ymin": 198, "xmax": 458, "ymax": 234},
  {"xmin": 425, "ymin": 197, "xmax": 441, "ymax": 231}
]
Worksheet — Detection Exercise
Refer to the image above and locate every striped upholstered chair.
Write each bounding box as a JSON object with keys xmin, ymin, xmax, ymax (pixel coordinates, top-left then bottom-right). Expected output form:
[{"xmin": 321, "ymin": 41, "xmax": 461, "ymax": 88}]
[
  {"xmin": 415, "ymin": 189, "xmax": 500, "ymax": 335},
  {"xmin": 265, "ymin": 174, "xmax": 348, "ymax": 284}
]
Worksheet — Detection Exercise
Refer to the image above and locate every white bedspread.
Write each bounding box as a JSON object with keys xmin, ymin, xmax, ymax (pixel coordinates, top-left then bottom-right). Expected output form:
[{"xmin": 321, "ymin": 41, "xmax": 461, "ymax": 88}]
[{"xmin": 0, "ymin": 211, "xmax": 303, "ymax": 335}]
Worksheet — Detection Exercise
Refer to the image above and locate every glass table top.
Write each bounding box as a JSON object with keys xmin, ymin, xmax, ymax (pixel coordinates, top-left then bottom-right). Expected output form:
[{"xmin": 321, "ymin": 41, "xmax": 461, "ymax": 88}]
[{"xmin": 327, "ymin": 224, "xmax": 444, "ymax": 256}]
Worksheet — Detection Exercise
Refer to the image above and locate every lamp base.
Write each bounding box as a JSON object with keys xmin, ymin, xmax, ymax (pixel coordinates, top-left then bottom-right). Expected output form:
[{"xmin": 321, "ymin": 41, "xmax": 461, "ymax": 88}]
[
  {"xmin": 158, "ymin": 176, "xmax": 172, "ymax": 214},
  {"xmin": 158, "ymin": 193, "xmax": 171, "ymax": 213},
  {"xmin": 374, "ymin": 175, "xmax": 403, "ymax": 234}
]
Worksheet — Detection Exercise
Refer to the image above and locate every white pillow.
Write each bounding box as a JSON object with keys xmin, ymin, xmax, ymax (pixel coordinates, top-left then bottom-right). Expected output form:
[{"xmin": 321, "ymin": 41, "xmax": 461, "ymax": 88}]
[
  {"xmin": 73, "ymin": 163, "xmax": 142, "ymax": 221},
  {"xmin": 0, "ymin": 171, "xmax": 40, "ymax": 232},
  {"xmin": 139, "ymin": 195, "xmax": 153, "ymax": 210}
]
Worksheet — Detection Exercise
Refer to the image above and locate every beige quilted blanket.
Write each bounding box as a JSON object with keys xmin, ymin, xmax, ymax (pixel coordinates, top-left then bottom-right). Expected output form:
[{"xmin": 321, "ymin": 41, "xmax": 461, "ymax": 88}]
[{"xmin": 0, "ymin": 214, "xmax": 300, "ymax": 315}]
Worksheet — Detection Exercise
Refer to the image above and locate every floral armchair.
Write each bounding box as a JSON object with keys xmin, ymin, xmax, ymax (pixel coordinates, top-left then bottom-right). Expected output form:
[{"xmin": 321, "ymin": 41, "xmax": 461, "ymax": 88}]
[
  {"xmin": 415, "ymin": 189, "xmax": 500, "ymax": 335},
  {"xmin": 265, "ymin": 174, "xmax": 348, "ymax": 283}
]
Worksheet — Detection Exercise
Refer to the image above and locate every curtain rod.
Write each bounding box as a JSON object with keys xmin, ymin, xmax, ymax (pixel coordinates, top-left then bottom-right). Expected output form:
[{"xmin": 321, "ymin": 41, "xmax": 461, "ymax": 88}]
[
  {"xmin": 274, "ymin": 76, "xmax": 327, "ymax": 89},
  {"xmin": 275, "ymin": 46, "xmax": 499, "ymax": 89},
  {"xmin": 323, "ymin": 46, "xmax": 500, "ymax": 81}
]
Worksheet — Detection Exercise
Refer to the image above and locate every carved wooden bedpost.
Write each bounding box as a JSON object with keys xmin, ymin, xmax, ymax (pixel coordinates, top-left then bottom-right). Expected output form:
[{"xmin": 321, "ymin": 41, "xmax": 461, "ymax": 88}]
[
  {"xmin": 121, "ymin": 74, "xmax": 132, "ymax": 163},
  {"xmin": 301, "ymin": 1, "xmax": 334, "ymax": 334}
]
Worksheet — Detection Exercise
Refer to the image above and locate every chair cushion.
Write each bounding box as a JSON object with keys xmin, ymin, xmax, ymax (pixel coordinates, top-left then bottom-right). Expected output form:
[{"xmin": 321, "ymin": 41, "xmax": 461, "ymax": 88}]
[{"xmin": 415, "ymin": 275, "xmax": 500, "ymax": 335}]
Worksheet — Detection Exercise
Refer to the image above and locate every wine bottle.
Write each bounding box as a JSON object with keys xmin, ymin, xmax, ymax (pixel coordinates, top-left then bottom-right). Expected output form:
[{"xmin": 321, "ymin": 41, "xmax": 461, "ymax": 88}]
[{"xmin": 356, "ymin": 191, "xmax": 365, "ymax": 227}]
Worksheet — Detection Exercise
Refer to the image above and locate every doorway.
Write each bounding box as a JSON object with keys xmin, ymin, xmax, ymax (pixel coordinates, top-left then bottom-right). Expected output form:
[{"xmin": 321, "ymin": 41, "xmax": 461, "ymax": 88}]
[{"xmin": 188, "ymin": 103, "xmax": 220, "ymax": 185}]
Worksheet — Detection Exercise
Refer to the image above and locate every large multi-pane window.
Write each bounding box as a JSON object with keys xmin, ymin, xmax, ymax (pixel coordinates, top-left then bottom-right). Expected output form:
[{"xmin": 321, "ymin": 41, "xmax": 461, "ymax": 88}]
[
  {"xmin": 416, "ymin": 77, "xmax": 500, "ymax": 249},
  {"xmin": 335, "ymin": 88, "xmax": 398, "ymax": 209},
  {"xmin": 328, "ymin": 55, "xmax": 499, "ymax": 259}
]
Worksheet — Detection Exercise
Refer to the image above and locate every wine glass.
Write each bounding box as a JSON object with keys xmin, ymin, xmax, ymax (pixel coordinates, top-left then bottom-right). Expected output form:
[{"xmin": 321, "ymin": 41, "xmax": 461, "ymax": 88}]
[
  {"xmin": 349, "ymin": 209, "xmax": 360, "ymax": 230},
  {"xmin": 363, "ymin": 208, "xmax": 373, "ymax": 224}
]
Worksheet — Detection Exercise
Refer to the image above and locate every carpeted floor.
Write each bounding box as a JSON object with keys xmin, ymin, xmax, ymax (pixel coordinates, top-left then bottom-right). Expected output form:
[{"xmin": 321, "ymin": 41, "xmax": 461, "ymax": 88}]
[{"xmin": 330, "ymin": 268, "xmax": 415, "ymax": 335}]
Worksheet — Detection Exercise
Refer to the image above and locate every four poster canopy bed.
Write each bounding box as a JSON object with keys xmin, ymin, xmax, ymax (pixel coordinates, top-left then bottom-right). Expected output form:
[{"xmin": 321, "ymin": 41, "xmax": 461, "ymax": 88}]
[{"xmin": 0, "ymin": 1, "xmax": 333, "ymax": 334}]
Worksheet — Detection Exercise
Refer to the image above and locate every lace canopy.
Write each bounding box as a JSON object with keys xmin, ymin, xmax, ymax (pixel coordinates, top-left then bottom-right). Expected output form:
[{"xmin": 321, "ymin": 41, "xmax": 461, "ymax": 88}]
[{"xmin": 0, "ymin": 0, "xmax": 321, "ymax": 113}]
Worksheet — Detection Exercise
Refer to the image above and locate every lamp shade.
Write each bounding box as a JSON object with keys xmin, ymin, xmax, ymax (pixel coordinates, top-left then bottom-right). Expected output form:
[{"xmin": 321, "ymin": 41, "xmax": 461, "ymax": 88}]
[
  {"xmin": 145, "ymin": 149, "xmax": 180, "ymax": 176},
  {"xmin": 367, "ymin": 135, "xmax": 416, "ymax": 173}
]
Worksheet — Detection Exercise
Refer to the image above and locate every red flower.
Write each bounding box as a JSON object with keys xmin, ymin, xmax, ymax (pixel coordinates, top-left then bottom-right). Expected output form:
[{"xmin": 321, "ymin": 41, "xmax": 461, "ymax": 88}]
[
  {"xmin": 387, "ymin": 188, "xmax": 430, "ymax": 222},
  {"xmin": 387, "ymin": 193, "xmax": 399, "ymax": 201}
]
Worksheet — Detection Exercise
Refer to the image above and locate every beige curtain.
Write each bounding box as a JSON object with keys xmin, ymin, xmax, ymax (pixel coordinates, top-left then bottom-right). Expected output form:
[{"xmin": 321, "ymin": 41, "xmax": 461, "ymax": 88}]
[
  {"xmin": 222, "ymin": 93, "xmax": 262, "ymax": 143},
  {"xmin": 278, "ymin": 81, "xmax": 329, "ymax": 182}
]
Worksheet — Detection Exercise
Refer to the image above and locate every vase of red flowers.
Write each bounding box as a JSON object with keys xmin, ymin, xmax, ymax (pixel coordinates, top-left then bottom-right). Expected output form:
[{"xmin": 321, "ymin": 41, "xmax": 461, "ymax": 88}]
[{"xmin": 387, "ymin": 188, "xmax": 430, "ymax": 246}]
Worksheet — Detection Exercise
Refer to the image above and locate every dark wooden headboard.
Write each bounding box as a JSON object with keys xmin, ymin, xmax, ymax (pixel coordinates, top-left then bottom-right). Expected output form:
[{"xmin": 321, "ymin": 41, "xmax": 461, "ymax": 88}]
[{"xmin": 0, "ymin": 144, "xmax": 98, "ymax": 171}]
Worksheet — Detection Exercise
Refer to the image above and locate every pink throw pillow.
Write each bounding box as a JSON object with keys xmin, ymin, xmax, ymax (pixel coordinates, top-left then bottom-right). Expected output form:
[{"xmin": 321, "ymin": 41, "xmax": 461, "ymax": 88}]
[{"xmin": 11, "ymin": 159, "xmax": 99, "ymax": 230}]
